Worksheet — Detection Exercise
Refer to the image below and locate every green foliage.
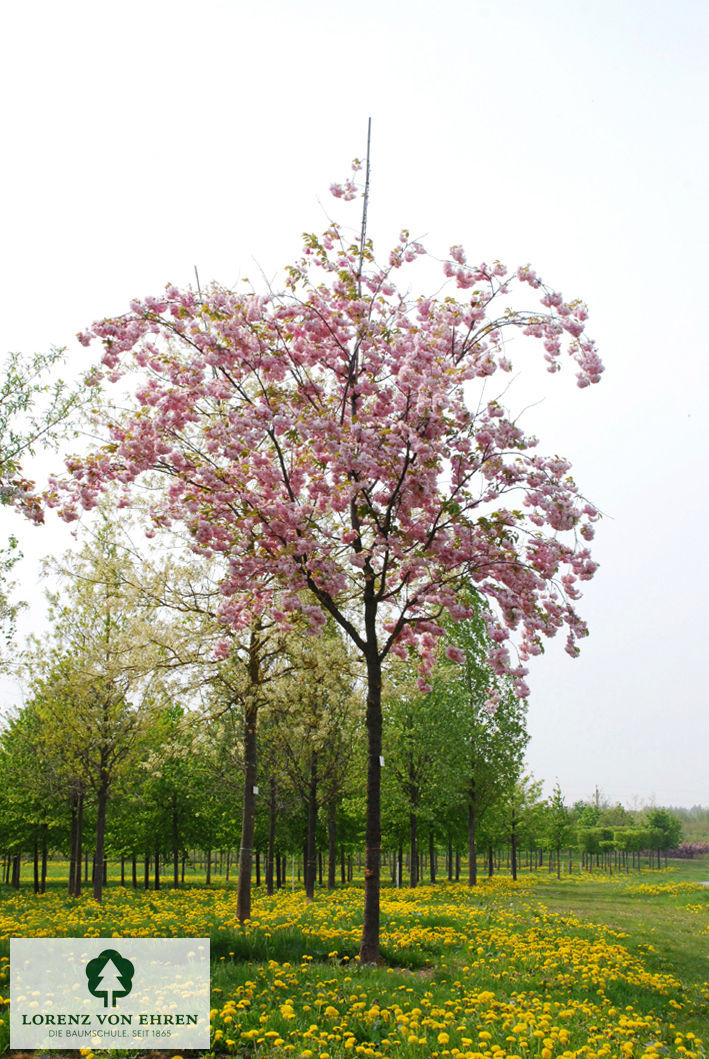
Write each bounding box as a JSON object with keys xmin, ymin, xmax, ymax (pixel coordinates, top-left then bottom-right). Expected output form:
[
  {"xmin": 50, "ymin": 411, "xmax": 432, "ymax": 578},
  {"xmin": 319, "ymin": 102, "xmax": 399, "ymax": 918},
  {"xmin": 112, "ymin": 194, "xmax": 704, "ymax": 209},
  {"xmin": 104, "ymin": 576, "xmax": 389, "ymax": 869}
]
[{"xmin": 645, "ymin": 808, "xmax": 683, "ymax": 851}]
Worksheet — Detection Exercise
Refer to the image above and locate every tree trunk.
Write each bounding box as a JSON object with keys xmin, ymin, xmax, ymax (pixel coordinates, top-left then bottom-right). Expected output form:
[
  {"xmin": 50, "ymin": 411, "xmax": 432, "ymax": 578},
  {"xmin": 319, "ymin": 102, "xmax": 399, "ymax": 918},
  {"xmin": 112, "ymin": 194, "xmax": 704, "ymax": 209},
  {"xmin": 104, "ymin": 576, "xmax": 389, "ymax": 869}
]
[
  {"xmin": 468, "ymin": 801, "xmax": 477, "ymax": 887},
  {"xmin": 429, "ymin": 829, "xmax": 436, "ymax": 883},
  {"xmin": 68, "ymin": 795, "xmax": 78, "ymax": 896},
  {"xmin": 305, "ymin": 755, "xmax": 318, "ymax": 901},
  {"xmin": 172, "ymin": 794, "xmax": 179, "ymax": 889},
  {"xmin": 132, "ymin": 852, "xmax": 138, "ymax": 889},
  {"xmin": 409, "ymin": 809, "xmax": 418, "ymax": 888},
  {"xmin": 267, "ymin": 777, "xmax": 276, "ymax": 896},
  {"xmin": 144, "ymin": 853, "xmax": 150, "ymax": 890},
  {"xmin": 236, "ymin": 689, "xmax": 257, "ymax": 918},
  {"xmin": 359, "ymin": 647, "xmax": 383, "ymax": 963},
  {"xmin": 40, "ymin": 826, "xmax": 48, "ymax": 894},
  {"xmin": 93, "ymin": 769, "xmax": 109, "ymax": 903},
  {"xmin": 154, "ymin": 846, "xmax": 160, "ymax": 890},
  {"xmin": 33, "ymin": 839, "xmax": 39, "ymax": 895},
  {"xmin": 340, "ymin": 844, "xmax": 346, "ymax": 885},
  {"xmin": 511, "ymin": 819, "xmax": 518, "ymax": 882},
  {"xmin": 237, "ymin": 682, "xmax": 259, "ymax": 921},
  {"xmin": 71, "ymin": 790, "xmax": 84, "ymax": 896},
  {"xmin": 327, "ymin": 803, "xmax": 337, "ymax": 889}
]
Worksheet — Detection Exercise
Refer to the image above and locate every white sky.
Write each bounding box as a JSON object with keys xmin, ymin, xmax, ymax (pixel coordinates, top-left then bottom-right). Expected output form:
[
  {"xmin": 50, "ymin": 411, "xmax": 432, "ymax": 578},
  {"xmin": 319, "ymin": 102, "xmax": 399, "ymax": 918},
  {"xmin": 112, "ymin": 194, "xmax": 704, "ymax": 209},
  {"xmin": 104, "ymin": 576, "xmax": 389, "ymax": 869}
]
[{"xmin": 1, "ymin": 0, "xmax": 707, "ymax": 808}]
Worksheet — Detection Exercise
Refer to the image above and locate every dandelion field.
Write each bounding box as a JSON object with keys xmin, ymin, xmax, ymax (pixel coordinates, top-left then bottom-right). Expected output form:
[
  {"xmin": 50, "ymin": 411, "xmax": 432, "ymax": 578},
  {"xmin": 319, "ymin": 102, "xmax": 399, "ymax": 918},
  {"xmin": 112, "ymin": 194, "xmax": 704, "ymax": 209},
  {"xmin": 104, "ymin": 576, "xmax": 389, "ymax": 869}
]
[{"xmin": 1, "ymin": 862, "xmax": 707, "ymax": 1059}]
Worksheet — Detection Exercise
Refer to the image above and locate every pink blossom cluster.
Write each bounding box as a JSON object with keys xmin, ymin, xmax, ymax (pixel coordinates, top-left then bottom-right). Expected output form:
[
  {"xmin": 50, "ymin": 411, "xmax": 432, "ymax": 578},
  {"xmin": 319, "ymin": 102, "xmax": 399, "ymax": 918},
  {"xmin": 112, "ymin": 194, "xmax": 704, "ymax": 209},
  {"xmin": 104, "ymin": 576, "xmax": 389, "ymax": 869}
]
[{"xmin": 48, "ymin": 186, "xmax": 603, "ymax": 695}]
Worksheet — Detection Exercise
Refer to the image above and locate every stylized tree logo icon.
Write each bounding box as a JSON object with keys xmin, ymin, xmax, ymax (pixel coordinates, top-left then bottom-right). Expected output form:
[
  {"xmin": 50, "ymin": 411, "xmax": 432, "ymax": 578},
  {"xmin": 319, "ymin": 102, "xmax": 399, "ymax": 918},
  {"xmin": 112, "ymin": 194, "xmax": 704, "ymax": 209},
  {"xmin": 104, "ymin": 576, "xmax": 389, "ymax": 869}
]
[{"xmin": 85, "ymin": 949, "xmax": 135, "ymax": 1007}]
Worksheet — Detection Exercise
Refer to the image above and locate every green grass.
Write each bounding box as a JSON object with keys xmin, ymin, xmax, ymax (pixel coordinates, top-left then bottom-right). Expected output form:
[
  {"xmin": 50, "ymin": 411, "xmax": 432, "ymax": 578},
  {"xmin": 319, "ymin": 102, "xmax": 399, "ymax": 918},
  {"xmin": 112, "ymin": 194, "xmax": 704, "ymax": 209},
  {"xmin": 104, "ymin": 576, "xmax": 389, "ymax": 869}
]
[{"xmin": 0, "ymin": 858, "xmax": 708, "ymax": 1057}]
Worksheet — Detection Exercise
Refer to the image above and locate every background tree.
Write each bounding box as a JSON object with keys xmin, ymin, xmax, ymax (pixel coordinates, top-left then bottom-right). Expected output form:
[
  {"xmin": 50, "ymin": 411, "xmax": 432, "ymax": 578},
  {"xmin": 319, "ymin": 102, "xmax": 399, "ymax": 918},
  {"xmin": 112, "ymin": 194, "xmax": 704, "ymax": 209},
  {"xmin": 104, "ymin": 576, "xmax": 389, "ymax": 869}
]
[
  {"xmin": 0, "ymin": 347, "xmax": 82, "ymax": 654},
  {"xmin": 0, "ymin": 703, "xmax": 69, "ymax": 891},
  {"xmin": 491, "ymin": 774, "xmax": 544, "ymax": 881},
  {"xmin": 545, "ymin": 783, "xmax": 572, "ymax": 878},
  {"xmin": 269, "ymin": 625, "xmax": 359, "ymax": 900},
  {"xmin": 26, "ymin": 527, "xmax": 164, "ymax": 900},
  {"xmin": 645, "ymin": 808, "xmax": 683, "ymax": 867},
  {"xmin": 382, "ymin": 665, "xmax": 462, "ymax": 887},
  {"xmin": 435, "ymin": 600, "xmax": 529, "ymax": 886}
]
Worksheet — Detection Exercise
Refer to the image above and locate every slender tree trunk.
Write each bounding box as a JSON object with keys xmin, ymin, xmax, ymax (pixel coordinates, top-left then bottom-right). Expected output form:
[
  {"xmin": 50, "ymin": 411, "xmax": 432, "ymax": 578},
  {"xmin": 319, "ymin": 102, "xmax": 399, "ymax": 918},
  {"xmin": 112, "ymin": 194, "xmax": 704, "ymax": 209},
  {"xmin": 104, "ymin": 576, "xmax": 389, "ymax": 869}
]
[
  {"xmin": 120, "ymin": 856, "xmax": 126, "ymax": 887},
  {"xmin": 305, "ymin": 755, "xmax": 318, "ymax": 901},
  {"xmin": 409, "ymin": 810, "xmax": 418, "ymax": 888},
  {"xmin": 359, "ymin": 646, "xmax": 383, "ymax": 963},
  {"xmin": 267, "ymin": 777, "xmax": 276, "ymax": 896},
  {"xmin": 255, "ymin": 850, "xmax": 260, "ymax": 887},
  {"xmin": 511, "ymin": 818, "xmax": 518, "ymax": 882},
  {"xmin": 340, "ymin": 844, "xmax": 346, "ymax": 885},
  {"xmin": 93, "ymin": 769, "xmax": 109, "ymax": 903},
  {"xmin": 237, "ymin": 643, "xmax": 260, "ymax": 922},
  {"xmin": 11, "ymin": 854, "xmax": 20, "ymax": 889},
  {"xmin": 236, "ymin": 683, "xmax": 257, "ymax": 921},
  {"xmin": 144, "ymin": 853, "xmax": 150, "ymax": 890},
  {"xmin": 447, "ymin": 834, "xmax": 453, "ymax": 881},
  {"xmin": 132, "ymin": 852, "xmax": 138, "ymax": 889},
  {"xmin": 487, "ymin": 843, "xmax": 494, "ymax": 878},
  {"xmin": 73, "ymin": 791, "xmax": 84, "ymax": 896},
  {"xmin": 275, "ymin": 847, "xmax": 281, "ymax": 890},
  {"xmin": 154, "ymin": 846, "xmax": 160, "ymax": 890},
  {"xmin": 205, "ymin": 849, "xmax": 211, "ymax": 885},
  {"xmin": 327, "ymin": 802, "xmax": 337, "ymax": 889},
  {"xmin": 68, "ymin": 795, "xmax": 78, "ymax": 896},
  {"xmin": 33, "ymin": 839, "xmax": 39, "ymax": 895},
  {"xmin": 429, "ymin": 829, "xmax": 436, "ymax": 883},
  {"xmin": 40, "ymin": 826, "xmax": 48, "ymax": 894},
  {"xmin": 468, "ymin": 801, "xmax": 477, "ymax": 887},
  {"xmin": 172, "ymin": 794, "xmax": 179, "ymax": 889}
]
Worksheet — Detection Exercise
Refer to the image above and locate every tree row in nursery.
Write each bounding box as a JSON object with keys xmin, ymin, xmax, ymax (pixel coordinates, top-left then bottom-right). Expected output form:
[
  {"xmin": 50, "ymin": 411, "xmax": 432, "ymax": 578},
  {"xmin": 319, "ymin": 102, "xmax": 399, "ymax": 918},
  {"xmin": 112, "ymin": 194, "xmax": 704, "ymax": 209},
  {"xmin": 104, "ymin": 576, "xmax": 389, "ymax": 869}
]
[{"xmin": 0, "ymin": 519, "xmax": 684, "ymax": 902}]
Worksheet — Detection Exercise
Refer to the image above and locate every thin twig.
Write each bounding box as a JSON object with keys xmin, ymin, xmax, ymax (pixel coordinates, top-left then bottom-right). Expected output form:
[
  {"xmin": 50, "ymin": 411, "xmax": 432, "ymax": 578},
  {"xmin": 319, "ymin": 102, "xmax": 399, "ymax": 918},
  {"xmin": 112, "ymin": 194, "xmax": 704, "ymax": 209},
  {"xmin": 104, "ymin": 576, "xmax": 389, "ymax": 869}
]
[{"xmin": 357, "ymin": 117, "xmax": 372, "ymax": 295}]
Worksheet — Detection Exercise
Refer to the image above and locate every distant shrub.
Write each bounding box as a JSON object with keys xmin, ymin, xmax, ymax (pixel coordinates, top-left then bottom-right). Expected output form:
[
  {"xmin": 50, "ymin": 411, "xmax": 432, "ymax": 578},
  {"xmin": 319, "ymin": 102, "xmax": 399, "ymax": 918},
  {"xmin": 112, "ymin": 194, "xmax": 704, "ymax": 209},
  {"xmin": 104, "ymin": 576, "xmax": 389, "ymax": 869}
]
[{"xmin": 667, "ymin": 842, "xmax": 709, "ymax": 859}]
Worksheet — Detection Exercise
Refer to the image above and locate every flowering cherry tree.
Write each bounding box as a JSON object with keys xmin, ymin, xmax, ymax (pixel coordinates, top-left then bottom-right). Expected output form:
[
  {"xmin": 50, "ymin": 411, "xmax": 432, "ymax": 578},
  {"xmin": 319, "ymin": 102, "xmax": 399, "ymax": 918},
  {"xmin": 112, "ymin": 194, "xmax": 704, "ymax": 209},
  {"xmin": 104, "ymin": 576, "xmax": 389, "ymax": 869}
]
[{"xmin": 50, "ymin": 163, "xmax": 602, "ymax": 960}]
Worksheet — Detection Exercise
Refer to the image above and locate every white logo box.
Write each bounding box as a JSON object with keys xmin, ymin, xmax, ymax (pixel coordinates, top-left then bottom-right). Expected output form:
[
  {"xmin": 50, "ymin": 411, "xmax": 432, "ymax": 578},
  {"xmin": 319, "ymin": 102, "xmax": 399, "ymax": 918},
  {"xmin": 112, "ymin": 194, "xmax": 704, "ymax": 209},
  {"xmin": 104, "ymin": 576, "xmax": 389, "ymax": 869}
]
[{"xmin": 11, "ymin": 937, "xmax": 210, "ymax": 1050}]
